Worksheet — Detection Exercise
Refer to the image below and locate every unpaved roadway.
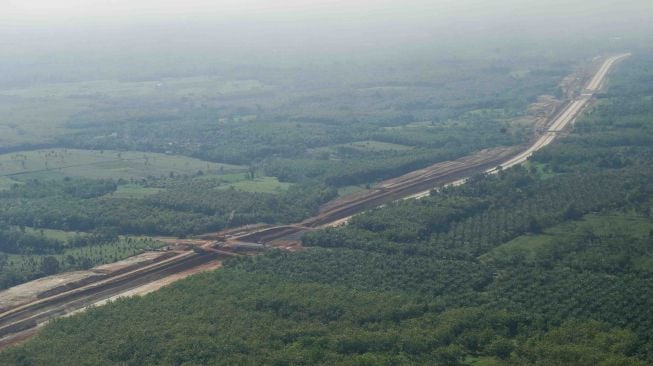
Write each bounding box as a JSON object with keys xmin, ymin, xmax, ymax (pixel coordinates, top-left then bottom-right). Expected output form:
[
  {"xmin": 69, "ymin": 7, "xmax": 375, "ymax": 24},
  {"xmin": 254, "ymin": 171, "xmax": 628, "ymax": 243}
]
[
  {"xmin": 485, "ymin": 53, "xmax": 631, "ymax": 173},
  {"xmin": 407, "ymin": 53, "xmax": 631, "ymax": 200},
  {"xmin": 0, "ymin": 53, "xmax": 631, "ymax": 348}
]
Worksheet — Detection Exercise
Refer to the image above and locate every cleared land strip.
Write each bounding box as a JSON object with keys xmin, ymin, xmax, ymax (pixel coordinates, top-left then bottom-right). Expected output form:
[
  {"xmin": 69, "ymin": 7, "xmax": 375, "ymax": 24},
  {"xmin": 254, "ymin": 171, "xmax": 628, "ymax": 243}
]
[
  {"xmin": 407, "ymin": 53, "xmax": 631, "ymax": 199},
  {"xmin": 486, "ymin": 53, "xmax": 631, "ymax": 173},
  {"xmin": 0, "ymin": 53, "xmax": 630, "ymax": 347},
  {"xmin": 232, "ymin": 53, "xmax": 631, "ymax": 242},
  {"xmin": 0, "ymin": 250, "xmax": 224, "ymax": 340}
]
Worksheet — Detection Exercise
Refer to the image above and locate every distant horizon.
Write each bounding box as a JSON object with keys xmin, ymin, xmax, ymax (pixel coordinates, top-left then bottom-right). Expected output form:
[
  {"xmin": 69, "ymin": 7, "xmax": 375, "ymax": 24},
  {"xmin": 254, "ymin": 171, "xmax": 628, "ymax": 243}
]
[
  {"xmin": 3, "ymin": 0, "xmax": 652, "ymax": 27},
  {"xmin": 1, "ymin": 0, "xmax": 651, "ymax": 89}
]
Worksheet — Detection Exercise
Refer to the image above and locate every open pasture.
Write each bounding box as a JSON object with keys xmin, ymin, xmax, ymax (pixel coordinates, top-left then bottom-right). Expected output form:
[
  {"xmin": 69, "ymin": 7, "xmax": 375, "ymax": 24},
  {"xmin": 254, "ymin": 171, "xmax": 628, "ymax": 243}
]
[{"xmin": 0, "ymin": 148, "xmax": 244, "ymax": 181}]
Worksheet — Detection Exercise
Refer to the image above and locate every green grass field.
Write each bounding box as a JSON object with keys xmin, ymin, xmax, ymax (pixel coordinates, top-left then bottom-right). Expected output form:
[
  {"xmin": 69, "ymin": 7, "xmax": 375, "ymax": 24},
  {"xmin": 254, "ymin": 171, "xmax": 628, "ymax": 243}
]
[
  {"xmin": 524, "ymin": 161, "xmax": 558, "ymax": 179},
  {"xmin": 0, "ymin": 148, "xmax": 244, "ymax": 181},
  {"xmin": 0, "ymin": 177, "xmax": 20, "ymax": 190},
  {"xmin": 482, "ymin": 212, "xmax": 653, "ymax": 264},
  {"xmin": 312, "ymin": 140, "xmax": 414, "ymax": 155},
  {"xmin": 481, "ymin": 232, "xmax": 556, "ymax": 263},
  {"xmin": 382, "ymin": 121, "xmax": 437, "ymax": 130},
  {"xmin": 0, "ymin": 77, "xmax": 267, "ymax": 100},
  {"xmin": 345, "ymin": 140, "xmax": 414, "ymax": 152},
  {"xmin": 109, "ymin": 184, "xmax": 165, "ymax": 198},
  {"xmin": 20, "ymin": 227, "xmax": 89, "ymax": 242},
  {"xmin": 0, "ymin": 98, "xmax": 85, "ymax": 147},
  {"xmin": 337, "ymin": 185, "xmax": 368, "ymax": 197},
  {"xmin": 541, "ymin": 212, "xmax": 653, "ymax": 239},
  {"xmin": 213, "ymin": 175, "xmax": 291, "ymax": 194}
]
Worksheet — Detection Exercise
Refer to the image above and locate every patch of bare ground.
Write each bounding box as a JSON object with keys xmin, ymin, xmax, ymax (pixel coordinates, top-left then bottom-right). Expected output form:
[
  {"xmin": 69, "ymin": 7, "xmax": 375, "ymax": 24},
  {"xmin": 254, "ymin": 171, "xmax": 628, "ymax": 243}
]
[
  {"xmin": 155, "ymin": 237, "xmax": 213, "ymax": 246},
  {"xmin": 0, "ymin": 326, "xmax": 39, "ymax": 350},
  {"xmin": 319, "ymin": 146, "xmax": 517, "ymax": 215},
  {"xmin": 0, "ymin": 251, "xmax": 174, "ymax": 314},
  {"xmin": 320, "ymin": 216, "xmax": 351, "ymax": 228},
  {"xmin": 0, "ymin": 260, "xmax": 223, "ymax": 351},
  {"xmin": 69, "ymin": 260, "xmax": 223, "ymax": 314},
  {"xmin": 0, "ymin": 271, "xmax": 100, "ymax": 314},
  {"xmin": 525, "ymin": 95, "xmax": 562, "ymax": 131},
  {"xmin": 195, "ymin": 224, "xmax": 271, "ymax": 240},
  {"xmin": 266, "ymin": 240, "xmax": 304, "ymax": 252}
]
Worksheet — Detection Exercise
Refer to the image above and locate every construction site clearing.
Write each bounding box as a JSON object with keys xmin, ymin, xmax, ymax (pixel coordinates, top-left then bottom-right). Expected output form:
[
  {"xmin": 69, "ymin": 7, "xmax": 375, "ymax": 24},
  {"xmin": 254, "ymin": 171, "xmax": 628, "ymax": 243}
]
[
  {"xmin": 0, "ymin": 54, "xmax": 630, "ymax": 349},
  {"xmin": 0, "ymin": 235, "xmax": 279, "ymax": 319},
  {"xmin": 0, "ymin": 141, "xmax": 530, "ymax": 316},
  {"xmin": 0, "ymin": 251, "xmax": 177, "ymax": 314}
]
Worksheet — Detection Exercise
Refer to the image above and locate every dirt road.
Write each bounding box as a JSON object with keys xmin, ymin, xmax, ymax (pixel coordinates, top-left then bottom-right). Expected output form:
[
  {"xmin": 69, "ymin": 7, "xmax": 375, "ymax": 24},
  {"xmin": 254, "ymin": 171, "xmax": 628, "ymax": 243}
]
[
  {"xmin": 485, "ymin": 53, "xmax": 630, "ymax": 173},
  {"xmin": 404, "ymin": 53, "xmax": 631, "ymax": 201},
  {"xmin": 0, "ymin": 53, "xmax": 631, "ymax": 348}
]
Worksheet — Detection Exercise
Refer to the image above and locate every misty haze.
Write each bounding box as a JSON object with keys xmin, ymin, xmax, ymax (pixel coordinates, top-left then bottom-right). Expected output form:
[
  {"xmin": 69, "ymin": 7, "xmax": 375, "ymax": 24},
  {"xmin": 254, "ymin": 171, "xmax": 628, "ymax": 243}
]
[{"xmin": 0, "ymin": 1, "xmax": 652, "ymax": 365}]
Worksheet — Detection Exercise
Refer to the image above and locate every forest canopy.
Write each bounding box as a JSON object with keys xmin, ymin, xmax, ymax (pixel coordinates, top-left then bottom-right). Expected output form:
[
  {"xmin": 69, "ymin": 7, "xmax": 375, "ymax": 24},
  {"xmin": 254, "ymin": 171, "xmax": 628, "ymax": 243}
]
[{"xmin": 2, "ymin": 52, "xmax": 653, "ymax": 365}]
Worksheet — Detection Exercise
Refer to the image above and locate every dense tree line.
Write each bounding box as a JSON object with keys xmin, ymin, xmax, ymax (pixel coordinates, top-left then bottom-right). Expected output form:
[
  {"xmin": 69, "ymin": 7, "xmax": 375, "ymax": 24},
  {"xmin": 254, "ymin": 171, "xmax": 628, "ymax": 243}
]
[
  {"xmin": 0, "ymin": 223, "xmax": 119, "ymax": 255},
  {"xmin": 0, "ymin": 226, "xmax": 61, "ymax": 254},
  {"xmin": 0, "ymin": 178, "xmax": 336, "ymax": 237},
  {"xmin": 0, "ymin": 236, "xmax": 161, "ymax": 290}
]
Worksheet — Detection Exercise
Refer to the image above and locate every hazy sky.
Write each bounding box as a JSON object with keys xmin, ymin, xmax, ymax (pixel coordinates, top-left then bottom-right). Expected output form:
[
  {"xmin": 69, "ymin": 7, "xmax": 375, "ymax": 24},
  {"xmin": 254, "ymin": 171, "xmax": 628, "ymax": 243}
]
[
  {"xmin": 4, "ymin": 0, "xmax": 447, "ymax": 23},
  {"xmin": 1, "ymin": 0, "xmax": 651, "ymax": 86},
  {"xmin": 3, "ymin": 0, "xmax": 651, "ymax": 28}
]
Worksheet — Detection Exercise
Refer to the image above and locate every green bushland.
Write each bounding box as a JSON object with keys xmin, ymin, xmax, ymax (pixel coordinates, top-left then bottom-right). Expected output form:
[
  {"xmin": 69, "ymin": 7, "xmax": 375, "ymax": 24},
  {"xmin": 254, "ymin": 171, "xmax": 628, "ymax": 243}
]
[
  {"xmin": 0, "ymin": 51, "xmax": 570, "ymax": 250},
  {"xmin": 110, "ymin": 184, "xmax": 164, "ymax": 199},
  {"xmin": 0, "ymin": 177, "xmax": 336, "ymax": 237},
  {"xmin": 0, "ymin": 223, "xmax": 163, "ymax": 289},
  {"xmin": 0, "ymin": 78, "xmax": 268, "ymax": 150},
  {"xmin": 213, "ymin": 175, "xmax": 291, "ymax": 194},
  {"xmin": 3, "ymin": 54, "xmax": 653, "ymax": 364},
  {"xmin": 0, "ymin": 177, "xmax": 20, "ymax": 191},
  {"xmin": 0, "ymin": 148, "xmax": 243, "ymax": 181}
]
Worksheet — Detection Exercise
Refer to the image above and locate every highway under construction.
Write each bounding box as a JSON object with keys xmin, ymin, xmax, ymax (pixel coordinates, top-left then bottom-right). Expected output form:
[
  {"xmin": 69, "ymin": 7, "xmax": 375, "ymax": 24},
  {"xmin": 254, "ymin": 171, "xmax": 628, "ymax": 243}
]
[{"xmin": 0, "ymin": 53, "xmax": 631, "ymax": 348}]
